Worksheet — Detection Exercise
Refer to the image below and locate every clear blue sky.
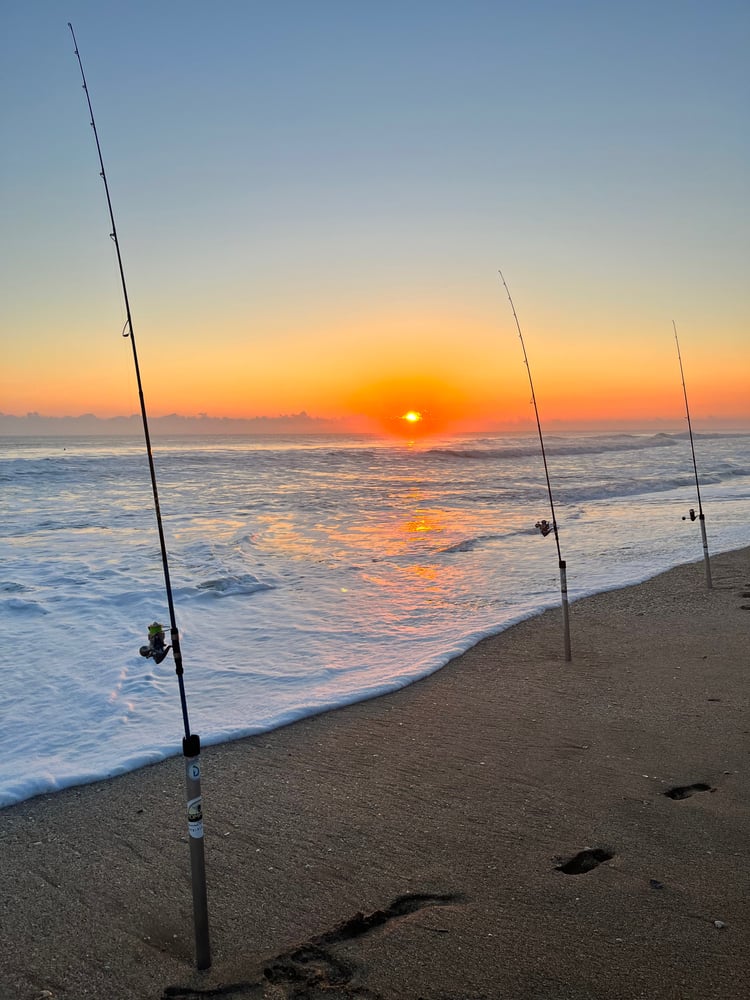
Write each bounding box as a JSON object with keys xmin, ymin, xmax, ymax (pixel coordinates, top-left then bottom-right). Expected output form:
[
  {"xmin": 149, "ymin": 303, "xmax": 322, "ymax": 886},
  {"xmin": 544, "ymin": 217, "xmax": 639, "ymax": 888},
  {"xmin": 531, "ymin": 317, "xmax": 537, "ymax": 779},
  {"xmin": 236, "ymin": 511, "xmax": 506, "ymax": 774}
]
[{"xmin": 1, "ymin": 1, "xmax": 748, "ymax": 428}]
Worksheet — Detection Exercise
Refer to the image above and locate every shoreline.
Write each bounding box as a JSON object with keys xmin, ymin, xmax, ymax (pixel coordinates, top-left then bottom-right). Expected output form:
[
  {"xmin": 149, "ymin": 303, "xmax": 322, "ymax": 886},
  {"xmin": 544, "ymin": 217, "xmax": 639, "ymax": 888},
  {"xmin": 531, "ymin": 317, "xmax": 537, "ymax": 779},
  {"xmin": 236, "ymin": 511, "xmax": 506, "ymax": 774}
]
[
  {"xmin": 3, "ymin": 544, "xmax": 747, "ymax": 812},
  {"xmin": 2, "ymin": 547, "xmax": 749, "ymax": 999}
]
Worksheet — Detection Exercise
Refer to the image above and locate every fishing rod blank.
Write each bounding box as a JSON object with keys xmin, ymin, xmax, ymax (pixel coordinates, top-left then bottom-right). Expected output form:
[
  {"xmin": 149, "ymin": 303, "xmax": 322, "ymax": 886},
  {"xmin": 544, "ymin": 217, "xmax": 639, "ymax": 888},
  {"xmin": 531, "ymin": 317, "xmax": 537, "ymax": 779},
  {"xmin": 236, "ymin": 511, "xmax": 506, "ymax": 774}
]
[
  {"xmin": 498, "ymin": 271, "xmax": 571, "ymax": 661},
  {"xmin": 68, "ymin": 23, "xmax": 211, "ymax": 970},
  {"xmin": 673, "ymin": 321, "xmax": 712, "ymax": 589}
]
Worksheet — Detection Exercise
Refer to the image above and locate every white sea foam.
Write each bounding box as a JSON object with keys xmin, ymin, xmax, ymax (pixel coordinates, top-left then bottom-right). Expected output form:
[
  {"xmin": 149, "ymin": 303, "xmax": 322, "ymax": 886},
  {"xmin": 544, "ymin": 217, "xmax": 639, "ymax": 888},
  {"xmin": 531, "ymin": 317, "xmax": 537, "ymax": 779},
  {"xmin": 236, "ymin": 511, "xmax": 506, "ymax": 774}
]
[{"xmin": 1, "ymin": 430, "xmax": 749, "ymax": 808}]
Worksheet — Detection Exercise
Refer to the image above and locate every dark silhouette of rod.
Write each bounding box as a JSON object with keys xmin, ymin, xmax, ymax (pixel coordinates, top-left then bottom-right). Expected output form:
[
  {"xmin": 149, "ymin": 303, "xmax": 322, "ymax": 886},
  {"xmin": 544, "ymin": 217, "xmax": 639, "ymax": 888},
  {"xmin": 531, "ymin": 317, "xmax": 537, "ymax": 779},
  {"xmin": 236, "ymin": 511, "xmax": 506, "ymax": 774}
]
[
  {"xmin": 68, "ymin": 22, "xmax": 211, "ymax": 969},
  {"xmin": 499, "ymin": 271, "xmax": 571, "ymax": 661},
  {"xmin": 673, "ymin": 321, "xmax": 712, "ymax": 589}
]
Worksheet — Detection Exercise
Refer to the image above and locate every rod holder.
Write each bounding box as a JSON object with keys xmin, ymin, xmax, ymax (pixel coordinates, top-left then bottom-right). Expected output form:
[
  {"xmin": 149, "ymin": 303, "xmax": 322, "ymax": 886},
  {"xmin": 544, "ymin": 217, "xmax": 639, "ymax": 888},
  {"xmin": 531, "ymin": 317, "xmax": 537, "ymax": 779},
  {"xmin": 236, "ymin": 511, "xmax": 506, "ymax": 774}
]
[
  {"xmin": 698, "ymin": 514, "xmax": 713, "ymax": 590},
  {"xmin": 559, "ymin": 560, "xmax": 572, "ymax": 662},
  {"xmin": 183, "ymin": 734, "xmax": 211, "ymax": 970}
]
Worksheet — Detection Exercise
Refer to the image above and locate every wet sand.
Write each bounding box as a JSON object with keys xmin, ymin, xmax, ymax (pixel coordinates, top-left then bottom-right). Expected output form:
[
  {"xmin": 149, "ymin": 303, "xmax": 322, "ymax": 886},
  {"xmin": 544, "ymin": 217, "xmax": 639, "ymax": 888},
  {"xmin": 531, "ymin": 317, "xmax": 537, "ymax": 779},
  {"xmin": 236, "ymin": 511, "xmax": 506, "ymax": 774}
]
[{"xmin": 2, "ymin": 548, "xmax": 749, "ymax": 1000}]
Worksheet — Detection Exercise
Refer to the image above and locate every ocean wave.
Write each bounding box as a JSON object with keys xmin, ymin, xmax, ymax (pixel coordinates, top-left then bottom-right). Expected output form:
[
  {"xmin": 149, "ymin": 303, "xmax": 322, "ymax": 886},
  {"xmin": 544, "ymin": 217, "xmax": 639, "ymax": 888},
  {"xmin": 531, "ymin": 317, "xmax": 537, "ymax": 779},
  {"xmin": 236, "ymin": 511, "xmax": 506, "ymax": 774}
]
[
  {"xmin": 439, "ymin": 530, "xmax": 529, "ymax": 553},
  {"xmin": 2, "ymin": 597, "xmax": 49, "ymax": 614},
  {"xmin": 559, "ymin": 471, "xmax": 728, "ymax": 504},
  {"xmin": 439, "ymin": 537, "xmax": 488, "ymax": 554},
  {"xmin": 426, "ymin": 434, "xmax": 682, "ymax": 462},
  {"xmin": 194, "ymin": 573, "xmax": 274, "ymax": 598}
]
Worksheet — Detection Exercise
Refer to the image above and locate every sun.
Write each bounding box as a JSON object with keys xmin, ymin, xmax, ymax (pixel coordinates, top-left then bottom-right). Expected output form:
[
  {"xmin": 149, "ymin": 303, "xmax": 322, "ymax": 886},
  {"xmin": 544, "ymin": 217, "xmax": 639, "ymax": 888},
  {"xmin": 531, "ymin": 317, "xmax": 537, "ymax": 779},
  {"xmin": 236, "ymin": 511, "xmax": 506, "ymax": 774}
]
[{"xmin": 401, "ymin": 410, "xmax": 423, "ymax": 424}]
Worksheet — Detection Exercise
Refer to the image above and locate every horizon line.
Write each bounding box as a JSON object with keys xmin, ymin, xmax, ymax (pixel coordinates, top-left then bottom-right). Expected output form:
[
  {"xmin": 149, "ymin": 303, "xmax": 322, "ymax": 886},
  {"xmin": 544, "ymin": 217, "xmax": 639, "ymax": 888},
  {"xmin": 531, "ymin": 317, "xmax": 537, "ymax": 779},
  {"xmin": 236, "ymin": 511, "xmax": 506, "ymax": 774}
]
[{"xmin": 2, "ymin": 410, "xmax": 749, "ymax": 438}]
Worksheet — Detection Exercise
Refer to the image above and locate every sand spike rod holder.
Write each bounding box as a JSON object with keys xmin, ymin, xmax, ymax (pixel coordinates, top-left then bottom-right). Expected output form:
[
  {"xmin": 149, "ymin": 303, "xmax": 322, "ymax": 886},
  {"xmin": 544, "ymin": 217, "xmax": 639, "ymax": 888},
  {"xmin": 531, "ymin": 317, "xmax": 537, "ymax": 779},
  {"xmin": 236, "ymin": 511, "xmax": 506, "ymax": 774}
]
[
  {"xmin": 68, "ymin": 23, "xmax": 211, "ymax": 969},
  {"xmin": 498, "ymin": 271, "xmax": 571, "ymax": 661}
]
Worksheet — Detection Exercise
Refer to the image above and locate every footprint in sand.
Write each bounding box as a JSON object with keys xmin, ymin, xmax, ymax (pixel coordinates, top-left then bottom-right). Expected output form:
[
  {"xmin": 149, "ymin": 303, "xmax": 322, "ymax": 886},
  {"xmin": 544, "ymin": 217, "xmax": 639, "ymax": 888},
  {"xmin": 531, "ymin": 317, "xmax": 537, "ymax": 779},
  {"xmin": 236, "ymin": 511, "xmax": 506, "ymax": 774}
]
[
  {"xmin": 555, "ymin": 848, "xmax": 614, "ymax": 875},
  {"xmin": 664, "ymin": 782, "xmax": 714, "ymax": 800},
  {"xmin": 163, "ymin": 893, "xmax": 460, "ymax": 1000}
]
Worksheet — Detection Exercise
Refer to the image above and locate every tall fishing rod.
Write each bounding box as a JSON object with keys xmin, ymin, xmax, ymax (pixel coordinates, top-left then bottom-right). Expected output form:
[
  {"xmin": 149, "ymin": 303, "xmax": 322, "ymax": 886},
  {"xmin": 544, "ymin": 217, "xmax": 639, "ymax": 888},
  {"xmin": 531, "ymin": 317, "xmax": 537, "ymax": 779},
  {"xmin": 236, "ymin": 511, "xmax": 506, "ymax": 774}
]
[
  {"xmin": 498, "ymin": 271, "xmax": 571, "ymax": 661},
  {"xmin": 673, "ymin": 321, "xmax": 712, "ymax": 589},
  {"xmin": 68, "ymin": 23, "xmax": 211, "ymax": 970}
]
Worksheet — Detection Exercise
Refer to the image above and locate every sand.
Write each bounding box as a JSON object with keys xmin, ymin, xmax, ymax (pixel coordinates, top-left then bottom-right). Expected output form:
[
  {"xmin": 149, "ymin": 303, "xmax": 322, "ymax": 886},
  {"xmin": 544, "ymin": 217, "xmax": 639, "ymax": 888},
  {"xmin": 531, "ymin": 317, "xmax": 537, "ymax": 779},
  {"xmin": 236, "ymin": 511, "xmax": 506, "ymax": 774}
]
[{"xmin": 2, "ymin": 548, "xmax": 749, "ymax": 1000}]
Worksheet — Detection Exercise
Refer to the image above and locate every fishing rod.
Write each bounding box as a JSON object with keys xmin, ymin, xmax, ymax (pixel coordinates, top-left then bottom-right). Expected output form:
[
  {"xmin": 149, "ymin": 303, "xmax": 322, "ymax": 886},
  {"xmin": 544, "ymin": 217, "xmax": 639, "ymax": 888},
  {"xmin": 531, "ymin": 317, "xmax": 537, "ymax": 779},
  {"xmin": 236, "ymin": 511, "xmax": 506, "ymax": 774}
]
[
  {"xmin": 68, "ymin": 23, "xmax": 211, "ymax": 969},
  {"xmin": 498, "ymin": 271, "xmax": 571, "ymax": 661},
  {"xmin": 673, "ymin": 321, "xmax": 712, "ymax": 589}
]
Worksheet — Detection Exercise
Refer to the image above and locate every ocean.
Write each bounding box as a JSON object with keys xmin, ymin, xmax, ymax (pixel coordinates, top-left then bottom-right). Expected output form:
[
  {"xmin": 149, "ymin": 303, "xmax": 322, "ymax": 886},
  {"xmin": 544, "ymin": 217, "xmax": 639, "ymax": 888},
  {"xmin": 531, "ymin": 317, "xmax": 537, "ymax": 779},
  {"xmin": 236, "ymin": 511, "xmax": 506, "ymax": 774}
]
[{"xmin": 2, "ymin": 430, "xmax": 749, "ymax": 809}]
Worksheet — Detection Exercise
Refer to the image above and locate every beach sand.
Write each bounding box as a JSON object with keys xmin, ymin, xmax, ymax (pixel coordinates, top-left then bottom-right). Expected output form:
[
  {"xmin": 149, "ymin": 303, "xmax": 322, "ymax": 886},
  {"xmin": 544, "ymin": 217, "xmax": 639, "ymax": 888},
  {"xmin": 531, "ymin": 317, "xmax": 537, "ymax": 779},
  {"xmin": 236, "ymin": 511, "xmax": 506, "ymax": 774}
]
[{"xmin": 2, "ymin": 548, "xmax": 749, "ymax": 1000}]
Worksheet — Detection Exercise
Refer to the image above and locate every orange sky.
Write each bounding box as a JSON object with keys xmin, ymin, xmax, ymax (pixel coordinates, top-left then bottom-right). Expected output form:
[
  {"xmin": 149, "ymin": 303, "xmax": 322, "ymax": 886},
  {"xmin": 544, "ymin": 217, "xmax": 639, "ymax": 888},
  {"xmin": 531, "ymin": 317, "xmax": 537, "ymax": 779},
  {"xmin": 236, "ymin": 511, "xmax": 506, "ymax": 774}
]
[{"xmin": 3, "ymin": 298, "xmax": 748, "ymax": 433}]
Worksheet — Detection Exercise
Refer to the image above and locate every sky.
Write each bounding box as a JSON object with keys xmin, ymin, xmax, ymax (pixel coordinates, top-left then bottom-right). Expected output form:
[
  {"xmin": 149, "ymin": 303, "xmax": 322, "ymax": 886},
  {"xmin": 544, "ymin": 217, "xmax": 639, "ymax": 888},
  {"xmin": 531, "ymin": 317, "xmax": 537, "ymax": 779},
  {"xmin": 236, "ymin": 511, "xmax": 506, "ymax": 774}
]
[{"xmin": 1, "ymin": 1, "xmax": 748, "ymax": 435}]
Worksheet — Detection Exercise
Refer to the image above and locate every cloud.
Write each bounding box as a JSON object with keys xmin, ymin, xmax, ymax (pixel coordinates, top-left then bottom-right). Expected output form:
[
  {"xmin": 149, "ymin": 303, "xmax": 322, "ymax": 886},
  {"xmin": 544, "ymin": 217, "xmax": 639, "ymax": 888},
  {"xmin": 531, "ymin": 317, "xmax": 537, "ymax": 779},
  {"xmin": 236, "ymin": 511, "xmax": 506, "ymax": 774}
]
[{"xmin": 0, "ymin": 411, "xmax": 368, "ymax": 436}]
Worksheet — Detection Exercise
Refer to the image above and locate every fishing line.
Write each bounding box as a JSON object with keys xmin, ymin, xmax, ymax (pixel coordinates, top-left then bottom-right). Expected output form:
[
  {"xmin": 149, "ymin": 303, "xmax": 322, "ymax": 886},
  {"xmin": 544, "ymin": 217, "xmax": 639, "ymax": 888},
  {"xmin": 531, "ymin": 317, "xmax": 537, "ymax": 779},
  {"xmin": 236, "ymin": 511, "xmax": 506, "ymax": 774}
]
[
  {"xmin": 68, "ymin": 22, "xmax": 211, "ymax": 969},
  {"xmin": 673, "ymin": 321, "xmax": 712, "ymax": 589},
  {"xmin": 67, "ymin": 24, "xmax": 188, "ymax": 727},
  {"xmin": 498, "ymin": 270, "xmax": 571, "ymax": 661}
]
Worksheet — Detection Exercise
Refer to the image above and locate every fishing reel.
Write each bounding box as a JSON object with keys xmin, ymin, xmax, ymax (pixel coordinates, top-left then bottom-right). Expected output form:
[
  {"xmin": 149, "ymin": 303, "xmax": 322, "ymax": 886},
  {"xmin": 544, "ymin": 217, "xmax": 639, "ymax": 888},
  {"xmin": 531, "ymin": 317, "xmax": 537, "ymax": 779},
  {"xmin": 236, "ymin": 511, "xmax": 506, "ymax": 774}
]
[
  {"xmin": 682, "ymin": 508, "xmax": 697, "ymax": 522},
  {"xmin": 139, "ymin": 621, "xmax": 171, "ymax": 664},
  {"xmin": 535, "ymin": 518, "xmax": 553, "ymax": 537}
]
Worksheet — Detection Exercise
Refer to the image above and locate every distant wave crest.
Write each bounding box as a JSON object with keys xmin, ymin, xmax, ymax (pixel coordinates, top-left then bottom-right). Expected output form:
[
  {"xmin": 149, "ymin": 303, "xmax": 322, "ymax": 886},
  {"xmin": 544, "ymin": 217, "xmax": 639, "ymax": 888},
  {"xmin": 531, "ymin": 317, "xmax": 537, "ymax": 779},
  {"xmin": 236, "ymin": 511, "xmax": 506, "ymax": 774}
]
[{"xmin": 427, "ymin": 434, "xmax": 681, "ymax": 462}]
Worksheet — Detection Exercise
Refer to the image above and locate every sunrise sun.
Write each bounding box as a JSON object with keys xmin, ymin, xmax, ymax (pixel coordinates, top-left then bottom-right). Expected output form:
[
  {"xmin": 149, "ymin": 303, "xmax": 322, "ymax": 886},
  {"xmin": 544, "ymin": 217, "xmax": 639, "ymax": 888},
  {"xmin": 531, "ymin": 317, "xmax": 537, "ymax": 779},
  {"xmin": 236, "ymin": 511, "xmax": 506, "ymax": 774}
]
[{"xmin": 401, "ymin": 410, "xmax": 423, "ymax": 424}]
